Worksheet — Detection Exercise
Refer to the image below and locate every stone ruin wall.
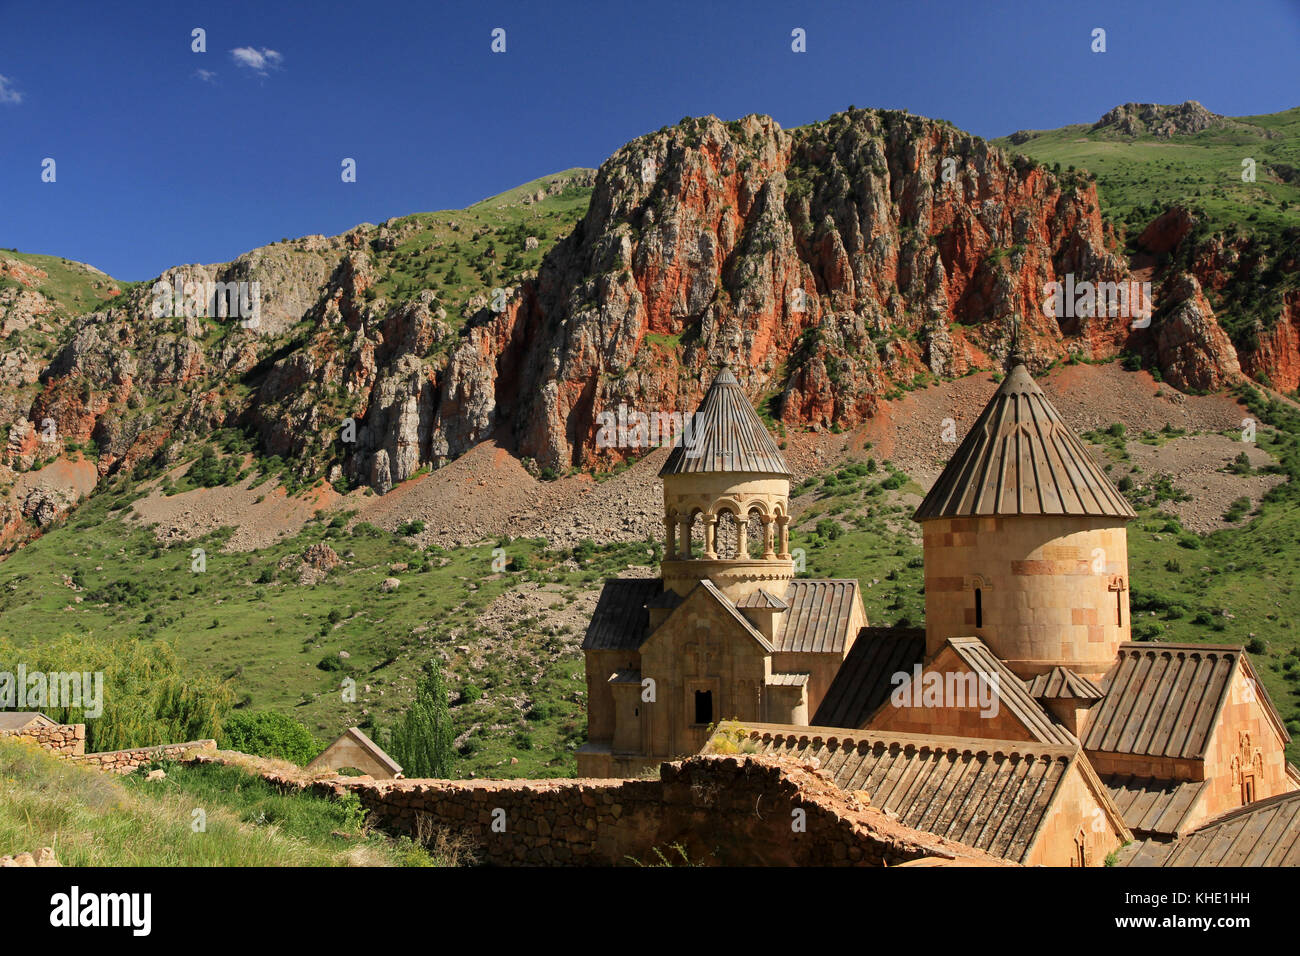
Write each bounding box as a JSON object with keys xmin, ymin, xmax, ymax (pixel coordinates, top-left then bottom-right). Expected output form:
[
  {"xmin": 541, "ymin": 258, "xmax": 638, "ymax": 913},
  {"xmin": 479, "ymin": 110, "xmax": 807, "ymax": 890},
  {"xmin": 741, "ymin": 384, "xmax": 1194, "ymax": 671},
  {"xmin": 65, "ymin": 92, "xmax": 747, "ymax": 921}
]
[
  {"xmin": 0, "ymin": 722, "xmax": 85, "ymax": 755},
  {"xmin": 240, "ymin": 752, "xmax": 1006, "ymax": 867}
]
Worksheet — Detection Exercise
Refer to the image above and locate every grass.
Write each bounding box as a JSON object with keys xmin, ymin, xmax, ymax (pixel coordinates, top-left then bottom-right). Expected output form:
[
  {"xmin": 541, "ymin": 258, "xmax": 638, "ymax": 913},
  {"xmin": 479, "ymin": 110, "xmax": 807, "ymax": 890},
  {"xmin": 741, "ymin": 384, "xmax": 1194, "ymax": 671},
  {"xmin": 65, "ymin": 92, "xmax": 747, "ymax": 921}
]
[
  {"xmin": 0, "ymin": 477, "xmax": 659, "ymax": 779},
  {"xmin": 0, "ymin": 738, "xmax": 446, "ymax": 865}
]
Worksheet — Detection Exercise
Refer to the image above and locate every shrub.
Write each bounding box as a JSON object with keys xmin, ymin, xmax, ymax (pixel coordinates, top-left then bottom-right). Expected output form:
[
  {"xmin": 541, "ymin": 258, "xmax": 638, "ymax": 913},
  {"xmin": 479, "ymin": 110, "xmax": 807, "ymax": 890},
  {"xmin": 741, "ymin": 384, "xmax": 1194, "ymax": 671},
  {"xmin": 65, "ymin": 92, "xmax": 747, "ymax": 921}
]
[{"xmin": 220, "ymin": 710, "xmax": 321, "ymax": 766}]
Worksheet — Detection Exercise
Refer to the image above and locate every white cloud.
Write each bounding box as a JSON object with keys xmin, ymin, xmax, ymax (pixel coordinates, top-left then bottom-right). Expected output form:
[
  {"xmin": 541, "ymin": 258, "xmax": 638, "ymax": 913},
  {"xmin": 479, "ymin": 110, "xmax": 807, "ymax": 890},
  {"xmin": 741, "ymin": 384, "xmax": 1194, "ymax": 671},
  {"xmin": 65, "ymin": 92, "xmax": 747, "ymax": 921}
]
[
  {"xmin": 0, "ymin": 74, "xmax": 24, "ymax": 105},
  {"xmin": 194, "ymin": 69, "xmax": 217, "ymax": 84},
  {"xmin": 229, "ymin": 47, "xmax": 283, "ymax": 75}
]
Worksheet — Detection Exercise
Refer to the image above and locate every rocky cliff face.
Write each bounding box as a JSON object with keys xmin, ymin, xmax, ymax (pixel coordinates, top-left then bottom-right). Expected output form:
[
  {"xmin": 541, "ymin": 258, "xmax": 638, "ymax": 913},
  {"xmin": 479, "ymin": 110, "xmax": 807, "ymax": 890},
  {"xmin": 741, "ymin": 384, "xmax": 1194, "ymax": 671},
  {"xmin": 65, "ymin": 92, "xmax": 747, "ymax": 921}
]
[
  {"xmin": 433, "ymin": 109, "xmax": 1144, "ymax": 473},
  {"xmin": 1, "ymin": 109, "xmax": 1289, "ymax": 516},
  {"xmin": 1133, "ymin": 205, "xmax": 1300, "ymax": 393}
]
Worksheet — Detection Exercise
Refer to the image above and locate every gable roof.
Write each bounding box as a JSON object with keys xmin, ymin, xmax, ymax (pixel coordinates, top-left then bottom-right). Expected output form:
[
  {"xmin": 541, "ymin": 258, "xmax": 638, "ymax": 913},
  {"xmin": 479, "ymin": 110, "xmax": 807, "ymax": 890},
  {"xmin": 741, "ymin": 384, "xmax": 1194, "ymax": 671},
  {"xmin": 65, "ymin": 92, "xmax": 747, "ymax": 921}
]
[
  {"xmin": 1083, "ymin": 642, "xmax": 1290, "ymax": 759},
  {"xmin": 812, "ymin": 626, "xmax": 926, "ymax": 729},
  {"xmin": 940, "ymin": 637, "xmax": 1078, "ymax": 745},
  {"xmin": 913, "ymin": 361, "xmax": 1136, "ymax": 521},
  {"xmin": 581, "ymin": 578, "xmax": 661, "ymax": 651},
  {"xmin": 723, "ymin": 723, "xmax": 1118, "ymax": 864},
  {"xmin": 736, "ymin": 588, "xmax": 788, "ymax": 610},
  {"xmin": 659, "ymin": 366, "xmax": 792, "ymax": 477},
  {"xmin": 1027, "ymin": 666, "xmax": 1105, "ymax": 701},
  {"xmin": 310, "ymin": 727, "xmax": 403, "ymax": 777},
  {"xmin": 0, "ymin": 712, "xmax": 55, "ymax": 731},
  {"xmin": 694, "ymin": 580, "xmax": 774, "ymax": 652},
  {"xmin": 775, "ymin": 579, "xmax": 860, "ymax": 653},
  {"xmin": 1119, "ymin": 790, "xmax": 1300, "ymax": 867},
  {"xmin": 1102, "ymin": 774, "xmax": 1209, "ymax": 838}
]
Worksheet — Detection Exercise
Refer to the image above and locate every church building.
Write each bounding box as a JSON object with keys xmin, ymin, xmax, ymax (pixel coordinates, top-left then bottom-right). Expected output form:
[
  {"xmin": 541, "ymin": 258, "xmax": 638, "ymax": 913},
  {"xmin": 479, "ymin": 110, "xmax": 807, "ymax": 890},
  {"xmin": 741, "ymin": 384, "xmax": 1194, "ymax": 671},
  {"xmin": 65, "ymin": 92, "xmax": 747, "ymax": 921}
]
[{"xmin": 579, "ymin": 357, "xmax": 1300, "ymax": 865}]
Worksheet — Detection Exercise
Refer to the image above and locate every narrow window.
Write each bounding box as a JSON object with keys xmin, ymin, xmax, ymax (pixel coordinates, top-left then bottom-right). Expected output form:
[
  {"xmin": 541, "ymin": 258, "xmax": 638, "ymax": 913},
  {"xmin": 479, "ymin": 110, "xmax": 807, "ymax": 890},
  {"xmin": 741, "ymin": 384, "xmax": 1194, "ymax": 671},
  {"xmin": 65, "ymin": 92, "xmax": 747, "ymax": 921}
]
[
  {"xmin": 694, "ymin": 690, "xmax": 713, "ymax": 725},
  {"xmin": 1242, "ymin": 775, "xmax": 1256, "ymax": 805},
  {"xmin": 1116, "ymin": 588, "xmax": 1123, "ymax": 626},
  {"xmin": 974, "ymin": 587, "xmax": 983, "ymax": 629}
]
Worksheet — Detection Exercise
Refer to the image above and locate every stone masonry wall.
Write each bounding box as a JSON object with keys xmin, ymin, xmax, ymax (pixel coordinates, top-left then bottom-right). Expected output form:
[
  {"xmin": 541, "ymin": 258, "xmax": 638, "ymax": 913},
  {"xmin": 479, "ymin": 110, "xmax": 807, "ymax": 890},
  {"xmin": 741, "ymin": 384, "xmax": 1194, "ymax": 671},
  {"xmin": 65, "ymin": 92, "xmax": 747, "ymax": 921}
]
[
  {"xmin": 231, "ymin": 752, "xmax": 1006, "ymax": 867},
  {"xmin": 70, "ymin": 739, "xmax": 217, "ymax": 774},
  {"xmin": 0, "ymin": 722, "xmax": 85, "ymax": 755}
]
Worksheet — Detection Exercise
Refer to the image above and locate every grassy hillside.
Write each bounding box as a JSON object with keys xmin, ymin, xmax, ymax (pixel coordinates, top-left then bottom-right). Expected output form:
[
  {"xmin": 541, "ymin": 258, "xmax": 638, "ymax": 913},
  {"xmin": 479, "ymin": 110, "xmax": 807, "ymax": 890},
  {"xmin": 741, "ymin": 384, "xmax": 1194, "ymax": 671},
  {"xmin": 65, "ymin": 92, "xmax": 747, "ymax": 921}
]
[
  {"xmin": 0, "ymin": 738, "xmax": 448, "ymax": 865},
  {"xmin": 993, "ymin": 106, "xmax": 1300, "ymax": 241},
  {"xmin": 365, "ymin": 169, "xmax": 593, "ymax": 326},
  {"xmin": 0, "ymin": 249, "xmax": 129, "ymax": 317}
]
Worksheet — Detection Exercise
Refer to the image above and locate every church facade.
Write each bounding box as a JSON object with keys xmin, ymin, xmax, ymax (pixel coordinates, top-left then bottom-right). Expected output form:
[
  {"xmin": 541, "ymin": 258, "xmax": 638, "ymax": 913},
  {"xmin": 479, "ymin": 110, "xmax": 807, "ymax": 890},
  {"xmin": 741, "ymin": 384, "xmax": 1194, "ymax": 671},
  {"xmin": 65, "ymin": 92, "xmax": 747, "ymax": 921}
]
[{"xmin": 579, "ymin": 360, "xmax": 1299, "ymax": 865}]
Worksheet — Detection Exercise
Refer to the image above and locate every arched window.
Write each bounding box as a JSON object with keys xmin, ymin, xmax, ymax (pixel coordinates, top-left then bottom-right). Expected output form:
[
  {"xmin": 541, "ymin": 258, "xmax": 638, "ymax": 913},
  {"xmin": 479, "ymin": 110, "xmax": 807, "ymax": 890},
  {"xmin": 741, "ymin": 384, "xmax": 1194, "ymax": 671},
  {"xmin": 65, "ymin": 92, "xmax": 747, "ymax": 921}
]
[{"xmin": 974, "ymin": 587, "xmax": 983, "ymax": 629}]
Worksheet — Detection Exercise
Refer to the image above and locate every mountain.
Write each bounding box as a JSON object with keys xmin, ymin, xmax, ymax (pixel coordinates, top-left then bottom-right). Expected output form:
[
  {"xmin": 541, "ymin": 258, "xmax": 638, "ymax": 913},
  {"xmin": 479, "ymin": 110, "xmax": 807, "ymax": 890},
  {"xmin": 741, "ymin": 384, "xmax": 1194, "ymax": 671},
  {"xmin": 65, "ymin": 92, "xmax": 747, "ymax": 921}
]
[{"xmin": 1, "ymin": 104, "xmax": 1296, "ymax": 540}]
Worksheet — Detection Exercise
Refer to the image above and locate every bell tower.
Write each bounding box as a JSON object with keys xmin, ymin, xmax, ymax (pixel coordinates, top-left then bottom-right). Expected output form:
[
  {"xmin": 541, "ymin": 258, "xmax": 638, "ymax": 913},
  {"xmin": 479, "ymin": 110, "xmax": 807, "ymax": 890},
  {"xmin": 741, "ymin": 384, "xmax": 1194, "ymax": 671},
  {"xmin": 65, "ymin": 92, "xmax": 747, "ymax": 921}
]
[{"xmin": 659, "ymin": 364, "xmax": 795, "ymax": 603}]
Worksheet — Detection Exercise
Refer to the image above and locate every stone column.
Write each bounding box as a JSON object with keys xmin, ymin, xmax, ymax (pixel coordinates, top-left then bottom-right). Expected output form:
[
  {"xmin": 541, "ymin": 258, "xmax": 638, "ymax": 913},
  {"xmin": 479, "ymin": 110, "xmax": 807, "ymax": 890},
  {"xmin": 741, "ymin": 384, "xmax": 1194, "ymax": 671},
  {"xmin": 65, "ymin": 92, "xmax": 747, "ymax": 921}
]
[
  {"xmin": 678, "ymin": 515, "xmax": 692, "ymax": 558},
  {"xmin": 737, "ymin": 519, "xmax": 748, "ymax": 558},
  {"xmin": 664, "ymin": 515, "xmax": 676, "ymax": 558},
  {"xmin": 761, "ymin": 515, "xmax": 776, "ymax": 560},
  {"xmin": 777, "ymin": 515, "xmax": 791, "ymax": 559},
  {"xmin": 702, "ymin": 514, "xmax": 718, "ymax": 560}
]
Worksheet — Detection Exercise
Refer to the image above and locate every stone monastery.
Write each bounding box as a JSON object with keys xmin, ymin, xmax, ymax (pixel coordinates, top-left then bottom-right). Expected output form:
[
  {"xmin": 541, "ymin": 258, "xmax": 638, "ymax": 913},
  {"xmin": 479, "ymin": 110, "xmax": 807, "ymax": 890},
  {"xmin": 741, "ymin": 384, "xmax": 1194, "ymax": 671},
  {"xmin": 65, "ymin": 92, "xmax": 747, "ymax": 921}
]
[{"xmin": 579, "ymin": 358, "xmax": 1300, "ymax": 866}]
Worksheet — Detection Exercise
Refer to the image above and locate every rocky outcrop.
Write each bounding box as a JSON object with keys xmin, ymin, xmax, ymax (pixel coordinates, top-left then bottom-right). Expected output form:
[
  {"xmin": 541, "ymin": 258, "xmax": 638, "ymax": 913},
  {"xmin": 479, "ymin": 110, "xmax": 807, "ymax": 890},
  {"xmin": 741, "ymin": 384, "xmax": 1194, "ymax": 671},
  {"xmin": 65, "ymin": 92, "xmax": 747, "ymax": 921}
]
[
  {"xmin": 1155, "ymin": 274, "xmax": 1242, "ymax": 392},
  {"xmin": 1241, "ymin": 290, "xmax": 1300, "ymax": 392},
  {"xmin": 425, "ymin": 110, "xmax": 1137, "ymax": 474},
  {"xmin": 1093, "ymin": 101, "xmax": 1227, "ymax": 139}
]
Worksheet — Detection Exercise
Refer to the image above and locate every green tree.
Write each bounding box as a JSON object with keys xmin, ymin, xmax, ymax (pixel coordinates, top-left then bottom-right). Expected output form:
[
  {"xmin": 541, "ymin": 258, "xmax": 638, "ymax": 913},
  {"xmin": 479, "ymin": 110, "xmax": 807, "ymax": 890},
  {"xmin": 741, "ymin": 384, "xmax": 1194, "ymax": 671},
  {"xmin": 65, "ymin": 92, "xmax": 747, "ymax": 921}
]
[
  {"xmin": 389, "ymin": 659, "xmax": 455, "ymax": 778},
  {"xmin": 0, "ymin": 634, "xmax": 232, "ymax": 752}
]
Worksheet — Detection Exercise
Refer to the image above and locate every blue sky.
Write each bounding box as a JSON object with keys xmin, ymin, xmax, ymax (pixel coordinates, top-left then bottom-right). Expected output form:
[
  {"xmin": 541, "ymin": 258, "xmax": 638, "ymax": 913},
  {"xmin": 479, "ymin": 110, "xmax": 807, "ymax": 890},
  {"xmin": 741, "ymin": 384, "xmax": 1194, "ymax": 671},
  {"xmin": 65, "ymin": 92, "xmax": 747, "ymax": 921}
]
[{"xmin": 1, "ymin": 0, "xmax": 1297, "ymax": 281}]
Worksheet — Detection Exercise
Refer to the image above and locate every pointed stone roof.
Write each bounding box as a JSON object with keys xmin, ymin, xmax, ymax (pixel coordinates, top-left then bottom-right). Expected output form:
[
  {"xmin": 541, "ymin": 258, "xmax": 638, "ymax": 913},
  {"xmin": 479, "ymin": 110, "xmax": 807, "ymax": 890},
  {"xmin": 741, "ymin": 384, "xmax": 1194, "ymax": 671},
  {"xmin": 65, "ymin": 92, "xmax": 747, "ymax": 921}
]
[
  {"xmin": 913, "ymin": 361, "xmax": 1136, "ymax": 520},
  {"xmin": 659, "ymin": 366, "xmax": 792, "ymax": 477},
  {"xmin": 1027, "ymin": 666, "xmax": 1105, "ymax": 701}
]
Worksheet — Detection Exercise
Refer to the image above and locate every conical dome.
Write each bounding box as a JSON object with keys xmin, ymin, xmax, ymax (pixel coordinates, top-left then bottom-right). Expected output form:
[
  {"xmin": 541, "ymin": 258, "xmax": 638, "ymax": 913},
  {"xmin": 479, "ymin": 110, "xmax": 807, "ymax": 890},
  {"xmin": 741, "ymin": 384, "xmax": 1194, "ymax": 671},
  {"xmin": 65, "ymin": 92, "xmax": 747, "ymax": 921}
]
[
  {"xmin": 913, "ymin": 362, "xmax": 1135, "ymax": 520},
  {"xmin": 659, "ymin": 367, "xmax": 792, "ymax": 477}
]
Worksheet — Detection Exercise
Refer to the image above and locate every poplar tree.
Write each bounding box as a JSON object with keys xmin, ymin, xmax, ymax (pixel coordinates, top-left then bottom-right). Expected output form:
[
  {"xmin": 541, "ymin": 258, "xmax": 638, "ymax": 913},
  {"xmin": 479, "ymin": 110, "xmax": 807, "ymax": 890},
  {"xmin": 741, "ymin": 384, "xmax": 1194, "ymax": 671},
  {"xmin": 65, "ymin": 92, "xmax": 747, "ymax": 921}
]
[{"xmin": 390, "ymin": 658, "xmax": 454, "ymax": 778}]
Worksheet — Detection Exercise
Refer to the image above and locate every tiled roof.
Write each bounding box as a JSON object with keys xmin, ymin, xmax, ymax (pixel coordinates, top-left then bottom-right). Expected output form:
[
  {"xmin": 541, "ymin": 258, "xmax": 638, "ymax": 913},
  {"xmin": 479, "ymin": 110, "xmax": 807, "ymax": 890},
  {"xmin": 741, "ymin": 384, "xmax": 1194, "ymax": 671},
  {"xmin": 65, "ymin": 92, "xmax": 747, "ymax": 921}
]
[
  {"xmin": 581, "ymin": 578, "xmax": 661, "ymax": 651},
  {"xmin": 775, "ymin": 580, "xmax": 860, "ymax": 653},
  {"xmin": 812, "ymin": 626, "xmax": 925, "ymax": 728},
  {"xmin": 659, "ymin": 367, "xmax": 792, "ymax": 477},
  {"xmin": 730, "ymin": 724, "xmax": 1086, "ymax": 864},
  {"xmin": 1027, "ymin": 666, "xmax": 1104, "ymax": 701},
  {"xmin": 1118, "ymin": 790, "xmax": 1300, "ymax": 867},
  {"xmin": 736, "ymin": 589, "xmax": 789, "ymax": 610},
  {"xmin": 1084, "ymin": 643, "xmax": 1245, "ymax": 758},
  {"xmin": 1102, "ymin": 775, "xmax": 1208, "ymax": 838},
  {"xmin": 943, "ymin": 637, "xmax": 1078, "ymax": 745},
  {"xmin": 767, "ymin": 672, "xmax": 810, "ymax": 687},
  {"xmin": 913, "ymin": 361, "xmax": 1136, "ymax": 520}
]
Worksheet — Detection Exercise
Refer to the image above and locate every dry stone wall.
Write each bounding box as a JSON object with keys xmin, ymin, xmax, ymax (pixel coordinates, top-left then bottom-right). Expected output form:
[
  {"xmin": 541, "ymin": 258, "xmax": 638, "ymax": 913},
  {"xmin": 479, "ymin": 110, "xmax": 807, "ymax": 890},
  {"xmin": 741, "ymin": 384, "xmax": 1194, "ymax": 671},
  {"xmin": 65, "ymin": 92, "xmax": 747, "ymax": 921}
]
[
  {"xmin": 0, "ymin": 722, "xmax": 84, "ymax": 755},
  {"xmin": 70, "ymin": 739, "xmax": 216, "ymax": 774}
]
